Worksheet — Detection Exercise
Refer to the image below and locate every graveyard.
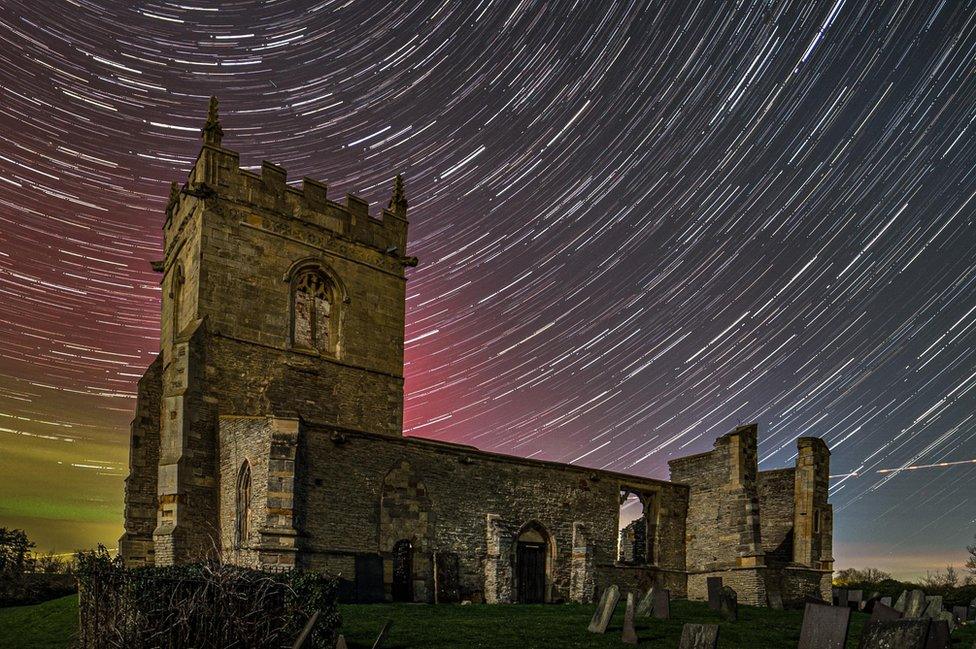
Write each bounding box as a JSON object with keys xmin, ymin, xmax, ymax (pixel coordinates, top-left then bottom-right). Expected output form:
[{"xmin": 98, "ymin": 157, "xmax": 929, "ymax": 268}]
[{"xmin": 3, "ymin": 588, "xmax": 976, "ymax": 649}]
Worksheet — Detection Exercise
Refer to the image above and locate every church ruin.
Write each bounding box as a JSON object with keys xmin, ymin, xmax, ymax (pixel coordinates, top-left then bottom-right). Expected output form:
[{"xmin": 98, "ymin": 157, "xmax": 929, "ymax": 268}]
[{"xmin": 120, "ymin": 98, "xmax": 834, "ymax": 606}]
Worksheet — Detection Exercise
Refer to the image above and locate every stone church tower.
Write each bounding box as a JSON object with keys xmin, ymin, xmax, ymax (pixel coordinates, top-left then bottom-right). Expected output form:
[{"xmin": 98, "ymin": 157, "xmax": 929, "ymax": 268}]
[{"xmin": 120, "ymin": 97, "xmax": 416, "ymax": 566}]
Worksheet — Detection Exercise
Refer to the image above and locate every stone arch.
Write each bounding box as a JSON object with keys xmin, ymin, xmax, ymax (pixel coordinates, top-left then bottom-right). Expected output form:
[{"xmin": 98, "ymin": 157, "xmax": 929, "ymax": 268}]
[
  {"xmin": 512, "ymin": 520, "xmax": 556, "ymax": 603},
  {"xmin": 283, "ymin": 258, "xmax": 348, "ymax": 356}
]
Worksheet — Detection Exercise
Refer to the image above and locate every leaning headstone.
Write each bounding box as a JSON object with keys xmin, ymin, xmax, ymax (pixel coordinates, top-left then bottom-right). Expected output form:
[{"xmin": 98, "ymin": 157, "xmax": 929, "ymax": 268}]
[
  {"xmin": 720, "ymin": 586, "xmax": 738, "ymax": 622},
  {"xmin": 923, "ymin": 596, "xmax": 943, "ymax": 619},
  {"xmin": 925, "ymin": 619, "xmax": 949, "ymax": 649},
  {"xmin": 622, "ymin": 592, "xmax": 638, "ymax": 645},
  {"xmin": 870, "ymin": 602, "xmax": 903, "ymax": 624},
  {"xmin": 678, "ymin": 623, "xmax": 720, "ymax": 649},
  {"xmin": 587, "ymin": 585, "xmax": 620, "ymax": 634},
  {"xmin": 768, "ymin": 589, "xmax": 784, "ymax": 610},
  {"xmin": 798, "ymin": 602, "xmax": 850, "ymax": 649},
  {"xmin": 894, "ymin": 590, "xmax": 907, "ymax": 612},
  {"xmin": 880, "ymin": 596, "xmax": 892, "ymax": 608},
  {"xmin": 291, "ymin": 610, "xmax": 320, "ymax": 649},
  {"xmin": 858, "ymin": 619, "xmax": 930, "ymax": 649},
  {"xmin": 904, "ymin": 590, "xmax": 928, "ymax": 618},
  {"xmin": 952, "ymin": 606, "xmax": 968, "ymax": 623},
  {"xmin": 335, "ymin": 636, "xmax": 349, "ymax": 649},
  {"xmin": 653, "ymin": 588, "xmax": 671, "ymax": 620},
  {"xmin": 636, "ymin": 586, "xmax": 655, "ymax": 617},
  {"xmin": 707, "ymin": 577, "xmax": 723, "ymax": 611}
]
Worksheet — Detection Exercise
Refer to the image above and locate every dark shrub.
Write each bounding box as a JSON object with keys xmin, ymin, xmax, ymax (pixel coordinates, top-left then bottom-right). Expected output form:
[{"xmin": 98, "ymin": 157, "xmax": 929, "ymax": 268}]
[{"xmin": 76, "ymin": 547, "xmax": 340, "ymax": 648}]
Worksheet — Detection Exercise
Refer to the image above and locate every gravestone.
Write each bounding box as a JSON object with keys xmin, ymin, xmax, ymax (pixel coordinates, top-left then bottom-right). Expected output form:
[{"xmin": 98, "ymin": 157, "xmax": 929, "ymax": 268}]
[
  {"xmin": 880, "ymin": 596, "xmax": 892, "ymax": 608},
  {"xmin": 637, "ymin": 586, "xmax": 655, "ymax": 617},
  {"xmin": 720, "ymin": 586, "xmax": 738, "ymax": 622},
  {"xmin": 858, "ymin": 619, "xmax": 930, "ymax": 649},
  {"xmin": 587, "ymin": 585, "xmax": 620, "ymax": 634},
  {"xmin": 952, "ymin": 606, "xmax": 968, "ymax": 623},
  {"xmin": 869, "ymin": 602, "xmax": 903, "ymax": 624},
  {"xmin": 622, "ymin": 592, "xmax": 638, "ymax": 645},
  {"xmin": 923, "ymin": 596, "xmax": 943, "ymax": 619},
  {"xmin": 678, "ymin": 623, "xmax": 720, "ymax": 649},
  {"xmin": 707, "ymin": 577, "xmax": 723, "ymax": 611},
  {"xmin": 355, "ymin": 554, "xmax": 386, "ymax": 603},
  {"xmin": 937, "ymin": 611, "xmax": 954, "ymax": 634},
  {"xmin": 768, "ymin": 590, "xmax": 784, "ymax": 610},
  {"xmin": 894, "ymin": 591, "xmax": 907, "ymax": 612},
  {"xmin": 798, "ymin": 603, "xmax": 850, "ymax": 649},
  {"xmin": 924, "ymin": 619, "xmax": 949, "ymax": 649},
  {"xmin": 653, "ymin": 588, "xmax": 671, "ymax": 620},
  {"xmin": 335, "ymin": 636, "xmax": 348, "ymax": 649},
  {"xmin": 836, "ymin": 589, "xmax": 850, "ymax": 609},
  {"xmin": 904, "ymin": 590, "xmax": 928, "ymax": 618},
  {"xmin": 849, "ymin": 590, "xmax": 864, "ymax": 611}
]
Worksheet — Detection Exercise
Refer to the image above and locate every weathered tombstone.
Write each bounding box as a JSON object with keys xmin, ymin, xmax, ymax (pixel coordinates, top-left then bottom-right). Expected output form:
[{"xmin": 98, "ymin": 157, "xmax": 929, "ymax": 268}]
[
  {"xmin": 894, "ymin": 590, "xmax": 907, "ymax": 612},
  {"xmin": 858, "ymin": 619, "xmax": 930, "ymax": 649},
  {"xmin": 924, "ymin": 619, "xmax": 949, "ymax": 649},
  {"xmin": 622, "ymin": 592, "xmax": 638, "ymax": 645},
  {"xmin": 636, "ymin": 586, "xmax": 655, "ymax": 617},
  {"xmin": 720, "ymin": 586, "xmax": 738, "ymax": 622},
  {"xmin": 678, "ymin": 623, "xmax": 720, "ymax": 649},
  {"xmin": 798, "ymin": 602, "xmax": 850, "ymax": 649},
  {"xmin": 923, "ymin": 596, "xmax": 943, "ymax": 619},
  {"xmin": 836, "ymin": 588, "xmax": 850, "ymax": 609},
  {"xmin": 768, "ymin": 589, "xmax": 784, "ymax": 610},
  {"xmin": 707, "ymin": 577, "xmax": 723, "ymax": 611},
  {"xmin": 880, "ymin": 596, "xmax": 892, "ymax": 608},
  {"xmin": 653, "ymin": 588, "xmax": 671, "ymax": 620},
  {"xmin": 869, "ymin": 602, "xmax": 903, "ymax": 624},
  {"xmin": 849, "ymin": 590, "xmax": 864, "ymax": 612},
  {"xmin": 371, "ymin": 620, "xmax": 393, "ymax": 649},
  {"xmin": 952, "ymin": 606, "xmax": 968, "ymax": 623},
  {"xmin": 587, "ymin": 585, "xmax": 620, "ymax": 634},
  {"xmin": 904, "ymin": 590, "xmax": 928, "ymax": 618},
  {"xmin": 335, "ymin": 636, "xmax": 349, "ymax": 649}
]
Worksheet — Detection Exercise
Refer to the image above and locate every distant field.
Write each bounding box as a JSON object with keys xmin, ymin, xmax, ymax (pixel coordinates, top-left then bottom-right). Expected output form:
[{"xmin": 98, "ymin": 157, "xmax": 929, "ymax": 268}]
[{"xmin": 3, "ymin": 595, "xmax": 975, "ymax": 648}]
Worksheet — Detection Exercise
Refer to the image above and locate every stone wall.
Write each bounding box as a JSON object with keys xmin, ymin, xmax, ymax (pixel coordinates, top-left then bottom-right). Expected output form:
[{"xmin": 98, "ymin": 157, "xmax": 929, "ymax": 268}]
[
  {"xmin": 223, "ymin": 418, "xmax": 689, "ymax": 603},
  {"xmin": 668, "ymin": 424, "xmax": 764, "ymax": 572},
  {"xmin": 757, "ymin": 468, "xmax": 795, "ymax": 564},
  {"xmin": 118, "ymin": 354, "xmax": 163, "ymax": 567}
]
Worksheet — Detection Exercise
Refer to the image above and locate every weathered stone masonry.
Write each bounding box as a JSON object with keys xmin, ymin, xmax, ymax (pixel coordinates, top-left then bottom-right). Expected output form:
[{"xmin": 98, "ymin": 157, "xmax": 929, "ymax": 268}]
[{"xmin": 120, "ymin": 98, "xmax": 833, "ymax": 606}]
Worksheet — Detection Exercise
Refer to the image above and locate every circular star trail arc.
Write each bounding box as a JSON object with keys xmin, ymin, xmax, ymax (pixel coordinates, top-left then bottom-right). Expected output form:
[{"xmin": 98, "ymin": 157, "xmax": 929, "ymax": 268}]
[{"xmin": 0, "ymin": 0, "xmax": 974, "ymax": 575}]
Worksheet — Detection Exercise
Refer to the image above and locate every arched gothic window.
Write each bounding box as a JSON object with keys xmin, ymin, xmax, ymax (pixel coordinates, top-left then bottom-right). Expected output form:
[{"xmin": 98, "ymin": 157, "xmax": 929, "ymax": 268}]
[
  {"xmin": 235, "ymin": 461, "xmax": 252, "ymax": 548},
  {"xmin": 292, "ymin": 269, "xmax": 335, "ymax": 354}
]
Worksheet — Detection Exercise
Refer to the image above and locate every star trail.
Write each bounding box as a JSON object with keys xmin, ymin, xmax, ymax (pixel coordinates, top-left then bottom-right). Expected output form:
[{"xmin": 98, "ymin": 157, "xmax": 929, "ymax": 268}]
[{"xmin": 1, "ymin": 0, "xmax": 975, "ymax": 577}]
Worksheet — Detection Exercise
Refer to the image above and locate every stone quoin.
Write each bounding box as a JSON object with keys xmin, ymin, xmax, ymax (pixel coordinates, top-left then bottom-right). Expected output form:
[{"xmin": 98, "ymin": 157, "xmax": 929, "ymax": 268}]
[{"xmin": 120, "ymin": 98, "xmax": 834, "ymax": 606}]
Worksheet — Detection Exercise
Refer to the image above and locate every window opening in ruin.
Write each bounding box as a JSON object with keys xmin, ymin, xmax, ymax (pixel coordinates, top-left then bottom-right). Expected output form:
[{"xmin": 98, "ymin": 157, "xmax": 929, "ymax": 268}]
[
  {"xmin": 617, "ymin": 489, "xmax": 649, "ymax": 564},
  {"xmin": 292, "ymin": 270, "xmax": 333, "ymax": 354},
  {"xmin": 235, "ymin": 461, "xmax": 252, "ymax": 548},
  {"xmin": 392, "ymin": 539, "xmax": 413, "ymax": 602},
  {"xmin": 813, "ymin": 508, "xmax": 821, "ymax": 534}
]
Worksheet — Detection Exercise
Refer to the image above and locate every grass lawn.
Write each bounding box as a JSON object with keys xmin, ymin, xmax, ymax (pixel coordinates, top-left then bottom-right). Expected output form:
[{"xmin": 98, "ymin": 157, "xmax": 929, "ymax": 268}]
[{"xmin": 3, "ymin": 595, "xmax": 976, "ymax": 648}]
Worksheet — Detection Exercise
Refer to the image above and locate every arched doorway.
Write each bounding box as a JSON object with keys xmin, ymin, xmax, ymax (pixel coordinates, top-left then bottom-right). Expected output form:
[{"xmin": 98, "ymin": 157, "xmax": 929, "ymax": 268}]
[
  {"xmin": 392, "ymin": 539, "xmax": 413, "ymax": 602},
  {"xmin": 515, "ymin": 524, "xmax": 551, "ymax": 603}
]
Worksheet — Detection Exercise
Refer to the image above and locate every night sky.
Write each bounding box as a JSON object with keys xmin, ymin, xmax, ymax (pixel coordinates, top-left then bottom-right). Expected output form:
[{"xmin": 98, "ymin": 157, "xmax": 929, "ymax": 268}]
[{"xmin": 1, "ymin": 0, "xmax": 974, "ymax": 577}]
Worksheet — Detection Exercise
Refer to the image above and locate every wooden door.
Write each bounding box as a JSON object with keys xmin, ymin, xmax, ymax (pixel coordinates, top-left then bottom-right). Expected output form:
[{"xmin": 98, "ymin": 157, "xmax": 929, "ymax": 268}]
[{"xmin": 517, "ymin": 542, "xmax": 546, "ymax": 603}]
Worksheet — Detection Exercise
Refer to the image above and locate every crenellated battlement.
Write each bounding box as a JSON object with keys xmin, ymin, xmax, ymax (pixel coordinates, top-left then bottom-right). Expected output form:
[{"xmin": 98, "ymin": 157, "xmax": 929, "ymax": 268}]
[{"xmin": 164, "ymin": 97, "xmax": 413, "ymax": 265}]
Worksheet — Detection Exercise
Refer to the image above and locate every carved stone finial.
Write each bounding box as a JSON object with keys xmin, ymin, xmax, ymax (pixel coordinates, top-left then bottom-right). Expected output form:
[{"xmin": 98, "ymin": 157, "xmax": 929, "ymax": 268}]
[
  {"xmin": 388, "ymin": 173, "xmax": 408, "ymax": 216},
  {"xmin": 201, "ymin": 95, "xmax": 223, "ymax": 146}
]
